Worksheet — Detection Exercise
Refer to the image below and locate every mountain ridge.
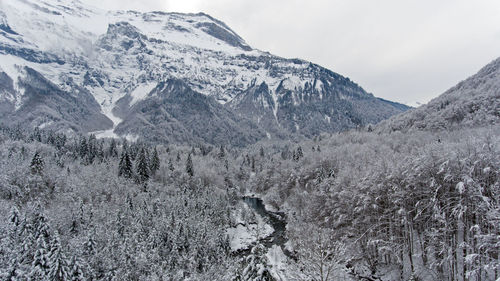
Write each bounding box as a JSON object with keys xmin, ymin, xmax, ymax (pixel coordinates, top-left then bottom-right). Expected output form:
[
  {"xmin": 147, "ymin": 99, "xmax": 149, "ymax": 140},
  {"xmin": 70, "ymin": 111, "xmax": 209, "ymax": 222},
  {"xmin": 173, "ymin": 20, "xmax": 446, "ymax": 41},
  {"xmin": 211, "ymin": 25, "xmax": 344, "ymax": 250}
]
[
  {"xmin": 376, "ymin": 57, "xmax": 500, "ymax": 133},
  {"xmin": 0, "ymin": 0, "xmax": 409, "ymax": 145}
]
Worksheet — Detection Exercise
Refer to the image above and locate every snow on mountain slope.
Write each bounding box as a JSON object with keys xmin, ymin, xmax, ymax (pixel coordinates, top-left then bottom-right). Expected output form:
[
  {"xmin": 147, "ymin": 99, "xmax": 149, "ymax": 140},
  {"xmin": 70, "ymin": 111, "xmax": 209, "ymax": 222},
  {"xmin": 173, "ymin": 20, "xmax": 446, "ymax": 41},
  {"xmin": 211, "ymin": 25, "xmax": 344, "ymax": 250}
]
[
  {"xmin": 377, "ymin": 57, "xmax": 500, "ymax": 132},
  {"xmin": 0, "ymin": 0, "xmax": 409, "ymax": 144}
]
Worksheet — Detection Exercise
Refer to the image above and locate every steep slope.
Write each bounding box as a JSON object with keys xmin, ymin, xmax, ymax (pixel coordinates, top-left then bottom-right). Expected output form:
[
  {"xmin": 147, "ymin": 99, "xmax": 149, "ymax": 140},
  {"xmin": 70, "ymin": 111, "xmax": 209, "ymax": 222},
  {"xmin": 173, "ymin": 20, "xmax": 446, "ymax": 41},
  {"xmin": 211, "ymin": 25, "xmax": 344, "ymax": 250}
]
[
  {"xmin": 0, "ymin": 66, "xmax": 112, "ymax": 132},
  {"xmin": 0, "ymin": 0, "xmax": 409, "ymax": 144},
  {"xmin": 114, "ymin": 79, "xmax": 266, "ymax": 147},
  {"xmin": 377, "ymin": 57, "xmax": 500, "ymax": 132},
  {"xmin": 229, "ymin": 62, "xmax": 408, "ymax": 137}
]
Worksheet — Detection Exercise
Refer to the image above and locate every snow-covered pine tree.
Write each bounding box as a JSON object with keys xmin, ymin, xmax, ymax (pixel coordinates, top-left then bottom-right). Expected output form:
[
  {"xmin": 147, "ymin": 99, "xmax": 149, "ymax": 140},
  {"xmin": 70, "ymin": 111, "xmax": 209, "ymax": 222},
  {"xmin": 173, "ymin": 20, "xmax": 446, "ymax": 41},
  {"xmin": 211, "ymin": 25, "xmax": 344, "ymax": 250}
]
[
  {"xmin": 218, "ymin": 145, "xmax": 226, "ymax": 159},
  {"xmin": 9, "ymin": 207, "xmax": 20, "ymax": 228},
  {"xmin": 241, "ymin": 244, "xmax": 275, "ymax": 281},
  {"xmin": 47, "ymin": 233, "xmax": 70, "ymax": 281},
  {"xmin": 150, "ymin": 147, "xmax": 160, "ymax": 176},
  {"xmin": 32, "ymin": 211, "xmax": 50, "ymax": 242},
  {"xmin": 78, "ymin": 137, "xmax": 88, "ymax": 160},
  {"xmin": 30, "ymin": 236, "xmax": 50, "ymax": 279},
  {"xmin": 30, "ymin": 151, "xmax": 44, "ymax": 175},
  {"xmin": 96, "ymin": 140, "xmax": 105, "ymax": 162},
  {"xmin": 108, "ymin": 138, "xmax": 118, "ymax": 158},
  {"xmin": 294, "ymin": 146, "xmax": 303, "ymax": 161},
  {"xmin": 118, "ymin": 150, "xmax": 133, "ymax": 179},
  {"xmin": 135, "ymin": 148, "xmax": 150, "ymax": 184},
  {"xmin": 122, "ymin": 139, "xmax": 129, "ymax": 153},
  {"xmin": 87, "ymin": 134, "xmax": 97, "ymax": 164}
]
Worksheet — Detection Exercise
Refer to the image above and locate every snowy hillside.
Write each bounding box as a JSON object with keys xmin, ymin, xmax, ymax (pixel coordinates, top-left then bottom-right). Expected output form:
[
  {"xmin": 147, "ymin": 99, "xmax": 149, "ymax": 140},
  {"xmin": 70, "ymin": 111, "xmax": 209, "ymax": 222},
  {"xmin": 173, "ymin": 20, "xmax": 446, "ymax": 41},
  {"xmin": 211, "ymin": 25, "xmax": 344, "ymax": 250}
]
[
  {"xmin": 0, "ymin": 0, "xmax": 409, "ymax": 144},
  {"xmin": 377, "ymin": 57, "xmax": 500, "ymax": 132}
]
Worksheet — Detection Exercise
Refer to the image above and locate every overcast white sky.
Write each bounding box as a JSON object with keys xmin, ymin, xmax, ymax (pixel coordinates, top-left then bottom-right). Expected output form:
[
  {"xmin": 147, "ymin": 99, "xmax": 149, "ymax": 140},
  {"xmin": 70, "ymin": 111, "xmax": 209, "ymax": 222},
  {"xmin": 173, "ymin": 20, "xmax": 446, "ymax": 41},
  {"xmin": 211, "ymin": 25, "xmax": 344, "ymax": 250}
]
[{"xmin": 86, "ymin": 0, "xmax": 500, "ymax": 105}]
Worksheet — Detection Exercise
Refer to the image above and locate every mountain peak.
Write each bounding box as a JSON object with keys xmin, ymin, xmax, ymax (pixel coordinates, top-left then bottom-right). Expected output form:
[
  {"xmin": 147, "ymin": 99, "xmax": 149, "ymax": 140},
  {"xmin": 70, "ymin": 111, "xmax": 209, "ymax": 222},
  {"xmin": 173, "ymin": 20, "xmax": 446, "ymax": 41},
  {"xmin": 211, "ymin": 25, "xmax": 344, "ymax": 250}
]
[{"xmin": 0, "ymin": 0, "xmax": 409, "ymax": 144}]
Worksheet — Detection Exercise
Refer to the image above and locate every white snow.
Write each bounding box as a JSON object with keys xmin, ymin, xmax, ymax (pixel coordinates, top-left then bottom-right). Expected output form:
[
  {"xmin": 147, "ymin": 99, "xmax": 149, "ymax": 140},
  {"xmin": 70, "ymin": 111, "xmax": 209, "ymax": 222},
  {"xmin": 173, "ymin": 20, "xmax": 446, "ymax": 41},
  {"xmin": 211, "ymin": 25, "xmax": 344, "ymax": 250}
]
[
  {"xmin": 226, "ymin": 224, "xmax": 257, "ymax": 251},
  {"xmin": 315, "ymin": 79, "xmax": 323, "ymax": 93},
  {"xmin": 456, "ymin": 182, "xmax": 465, "ymax": 194},
  {"xmin": 93, "ymin": 128, "xmax": 118, "ymax": 139},
  {"xmin": 125, "ymin": 134, "xmax": 139, "ymax": 142},
  {"xmin": 0, "ymin": 55, "xmax": 29, "ymax": 109},
  {"xmin": 405, "ymin": 101, "xmax": 424, "ymax": 108},
  {"xmin": 89, "ymin": 87, "xmax": 125, "ymax": 139},
  {"xmin": 266, "ymin": 245, "xmax": 288, "ymax": 280},
  {"xmin": 226, "ymin": 203, "xmax": 274, "ymax": 251},
  {"xmin": 38, "ymin": 121, "xmax": 53, "ymax": 129},
  {"xmin": 129, "ymin": 82, "xmax": 157, "ymax": 106},
  {"xmin": 0, "ymin": 0, "xmax": 333, "ymax": 133}
]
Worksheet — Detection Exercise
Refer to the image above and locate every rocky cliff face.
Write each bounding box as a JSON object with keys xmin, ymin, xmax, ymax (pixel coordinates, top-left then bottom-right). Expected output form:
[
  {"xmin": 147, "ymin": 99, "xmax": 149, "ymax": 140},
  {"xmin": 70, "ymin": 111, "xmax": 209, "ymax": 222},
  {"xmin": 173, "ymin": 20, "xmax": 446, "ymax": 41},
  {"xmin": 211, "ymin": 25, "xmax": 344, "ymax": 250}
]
[{"xmin": 0, "ymin": 0, "xmax": 409, "ymax": 145}]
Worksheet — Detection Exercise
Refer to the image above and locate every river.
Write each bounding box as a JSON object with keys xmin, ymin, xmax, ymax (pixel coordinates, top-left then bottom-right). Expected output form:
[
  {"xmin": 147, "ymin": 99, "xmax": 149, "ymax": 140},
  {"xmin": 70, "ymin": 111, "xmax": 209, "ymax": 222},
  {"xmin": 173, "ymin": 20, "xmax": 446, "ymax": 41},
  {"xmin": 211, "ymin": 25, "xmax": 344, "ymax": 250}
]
[{"xmin": 242, "ymin": 196, "xmax": 291, "ymax": 256}]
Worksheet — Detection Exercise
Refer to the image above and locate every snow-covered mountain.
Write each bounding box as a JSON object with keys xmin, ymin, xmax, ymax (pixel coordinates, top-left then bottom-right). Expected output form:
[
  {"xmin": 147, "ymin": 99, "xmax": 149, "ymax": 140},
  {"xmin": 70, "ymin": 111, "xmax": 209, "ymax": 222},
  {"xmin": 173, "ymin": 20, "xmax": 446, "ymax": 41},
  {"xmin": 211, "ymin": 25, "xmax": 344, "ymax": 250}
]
[
  {"xmin": 0, "ymin": 0, "xmax": 409, "ymax": 145},
  {"xmin": 377, "ymin": 57, "xmax": 500, "ymax": 133}
]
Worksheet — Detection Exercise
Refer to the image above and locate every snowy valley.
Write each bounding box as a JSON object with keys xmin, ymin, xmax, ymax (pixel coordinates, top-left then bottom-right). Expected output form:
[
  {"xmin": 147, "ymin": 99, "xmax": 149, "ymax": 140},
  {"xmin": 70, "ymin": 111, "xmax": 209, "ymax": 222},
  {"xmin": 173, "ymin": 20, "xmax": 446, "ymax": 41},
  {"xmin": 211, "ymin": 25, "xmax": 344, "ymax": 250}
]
[{"xmin": 0, "ymin": 0, "xmax": 499, "ymax": 281}]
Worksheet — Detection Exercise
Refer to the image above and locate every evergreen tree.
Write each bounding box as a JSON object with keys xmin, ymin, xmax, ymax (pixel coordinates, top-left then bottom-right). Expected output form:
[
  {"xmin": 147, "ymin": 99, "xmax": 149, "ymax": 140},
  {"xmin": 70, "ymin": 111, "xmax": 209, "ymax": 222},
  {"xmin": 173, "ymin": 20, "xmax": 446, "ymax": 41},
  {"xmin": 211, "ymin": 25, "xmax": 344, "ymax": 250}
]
[
  {"xmin": 186, "ymin": 153, "xmax": 194, "ymax": 177},
  {"xmin": 293, "ymin": 146, "xmax": 303, "ymax": 161},
  {"xmin": 32, "ymin": 210, "xmax": 50, "ymax": 242},
  {"xmin": 83, "ymin": 231, "xmax": 97, "ymax": 257},
  {"xmin": 122, "ymin": 139, "xmax": 129, "ymax": 154},
  {"xmin": 79, "ymin": 137, "xmax": 88, "ymax": 160},
  {"xmin": 218, "ymin": 145, "xmax": 226, "ymax": 159},
  {"xmin": 259, "ymin": 146, "xmax": 265, "ymax": 158},
  {"xmin": 31, "ymin": 237, "xmax": 50, "ymax": 279},
  {"xmin": 150, "ymin": 147, "xmax": 160, "ymax": 176},
  {"xmin": 54, "ymin": 134, "xmax": 66, "ymax": 151},
  {"xmin": 9, "ymin": 206, "xmax": 20, "ymax": 227},
  {"xmin": 118, "ymin": 150, "xmax": 133, "ymax": 179},
  {"xmin": 85, "ymin": 134, "xmax": 101, "ymax": 164},
  {"xmin": 241, "ymin": 244, "xmax": 275, "ymax": 281},
  {"xmin": 136, "ymin": 148, "xmax": 150, "ymax": 184},
  {"xmin": 200, "ymin": 145, "xmax": 211, "ymax": 156},
  {"xmin": 30, "ymin": 151, "xmax": 44, "ymax": 175},
  {"xmin": 108, "ymin": 138, "xmax": 118, "ymax": 158},
  {"xmin": 96, "ymin": 140, "xmax": 105, "ymax": 162},
  {"xmin": 47, "ymin": 131, "xmax": 56, "ymax": 145},
  {"xmin": 47, "ymin": 233, "xmax": 70, "ymax": 281},
  {"xmin": 128, "ymin": 143, "xmax": 139, "ymax": 160}
]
